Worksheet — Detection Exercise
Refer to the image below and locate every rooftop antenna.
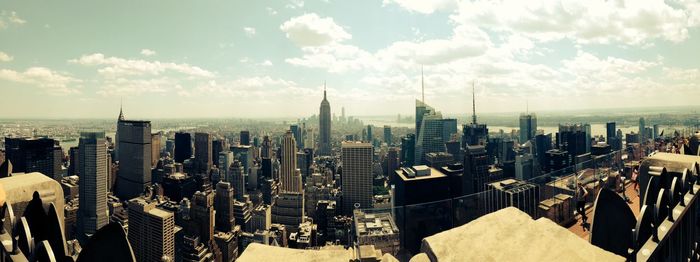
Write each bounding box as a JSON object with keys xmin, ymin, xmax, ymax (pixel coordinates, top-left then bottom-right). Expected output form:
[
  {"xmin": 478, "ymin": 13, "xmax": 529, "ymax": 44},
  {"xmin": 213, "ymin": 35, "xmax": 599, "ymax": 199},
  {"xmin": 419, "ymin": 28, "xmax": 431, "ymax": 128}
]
[
  {"xmin": 323, "ymin": 81, "xmax": 327, "ymax": 99},
  {"xmin": 421, "ymin": 65, "xmax": 425, "ymax": 103},
  {"xmin": 472, "ymin": 80, "xmax": 477, "ymax": 125},
  {"xmin": 526, "ymin": 99, "xmax": 529, "ymax": 114}
]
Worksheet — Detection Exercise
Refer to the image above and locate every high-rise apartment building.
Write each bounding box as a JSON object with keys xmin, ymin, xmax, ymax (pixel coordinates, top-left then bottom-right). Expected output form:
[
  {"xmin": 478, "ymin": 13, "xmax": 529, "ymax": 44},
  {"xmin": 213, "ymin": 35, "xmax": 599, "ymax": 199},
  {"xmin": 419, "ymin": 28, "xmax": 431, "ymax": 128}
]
[{"xmin": 341, "ymin": 142, "xmax": 373, "ymax": 215}]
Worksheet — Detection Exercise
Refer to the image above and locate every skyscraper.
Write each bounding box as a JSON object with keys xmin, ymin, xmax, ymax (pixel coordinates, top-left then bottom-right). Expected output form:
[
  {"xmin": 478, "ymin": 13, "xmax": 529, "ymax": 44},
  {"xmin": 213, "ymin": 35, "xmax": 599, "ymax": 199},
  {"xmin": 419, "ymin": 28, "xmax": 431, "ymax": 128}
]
[
  {"xmin": 229, "ymin": 160, "xmax": 245, "ymax": 201},
  {"xmin": 116, "ymin": 119, "xmax": 152, "ymax": 200},
  {"xmin": 462, "ymin": 84, "xmax": 489, "ymax": 148},
  {"xmin": 215, "ymin": 182, "xmax": 235, "ymax": 232},
  {"xmin": 261, "ymin": 135, "xmax": 273, "ymax": 159},
  {"xmin": 639, "ymin": 117, "xmax": 646, "ymax": 142},
  {"xmin": 291, "ymin": 124, "xmax": 303, "ymax": 150},
  {"xmin": 174, "ymin": 132, "xmax": 192, "ymax": 163},
  {"xmin": 4, "ymin": 137, "xmax": 63, "ymax": 180},
  {"xmin": 519, "ymin": 113, "xmax": 537, "ymax": 144},
  {"xmin": 281, "ymin": 130, "xmax": 302, "ymax": 193},
  {"xmin": 77, "ymin": 131, "xmax": 108, "ymax": 243},
  {"xmin": 384, "ymin": 125, "xmax": 392, "ymax": 145},
  {"xmin": 606, "ymin": 122, "xmax": 617, "ymax": 141},
  {"xmin": 128, "ymin": 196, "xmax": 175, "ymax": 262},
  {"xmin": 441, "ymin": 119, "xmax": 458, "ymax": 142},
  {"xmin": 366, "ymin": 125, "xmax": 373, "ymax": 143},
  {"xmin": 319, "ymin": 84, "xmax": 332, "ymax": 156},
  {"xmin": 194, "ymin": 132, "xmax": 213, "ymax": 174},
  {"xmin": 341, "ymin": 142, "xmax": 373, "ymax": 215},
  {"xmin": 151, "ymin": 132, "xmax": 162, "ymax": 168},
  {"xmin": 240, "ymin": 130, "xmax": 251, "ymax": 146},
  {"xmin": 188, "ymin": 190, "xmax": 222, "ymax": 260},
  {"xmin": 400, "ymin": 134, "xmax": 415, "ymax": 167},
  {"xmin": 415, "ymin": 102, "xmax": 446, "ymax": 165}
]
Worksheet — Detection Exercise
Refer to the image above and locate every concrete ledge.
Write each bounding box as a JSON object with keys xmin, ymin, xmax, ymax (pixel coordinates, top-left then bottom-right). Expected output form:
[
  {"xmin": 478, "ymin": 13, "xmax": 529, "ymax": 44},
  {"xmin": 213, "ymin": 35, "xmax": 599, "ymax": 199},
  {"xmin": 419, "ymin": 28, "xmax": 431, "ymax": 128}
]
[{"xmin": 420, "ymin": 207, "xmax": 624, "ymax": 262}]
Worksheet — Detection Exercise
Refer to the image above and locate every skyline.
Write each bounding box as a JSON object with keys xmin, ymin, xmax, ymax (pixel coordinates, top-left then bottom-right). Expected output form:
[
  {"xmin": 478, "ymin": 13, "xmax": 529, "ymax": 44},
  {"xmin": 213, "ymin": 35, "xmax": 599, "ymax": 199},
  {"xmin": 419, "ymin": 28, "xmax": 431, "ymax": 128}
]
[{"xmin": 1, "ymin": 0, "xmax": 700, "ymax": 118}]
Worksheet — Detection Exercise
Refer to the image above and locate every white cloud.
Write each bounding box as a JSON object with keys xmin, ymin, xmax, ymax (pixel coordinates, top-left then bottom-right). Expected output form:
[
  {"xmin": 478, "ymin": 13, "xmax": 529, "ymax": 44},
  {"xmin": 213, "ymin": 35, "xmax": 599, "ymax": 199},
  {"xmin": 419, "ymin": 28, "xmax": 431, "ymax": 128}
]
[
  {"xmin": 260, "ymin": 60, "xmax": 273, "ymax": 66},
  {"xmin": 140, "ymin": 49, "xmax": 156, "ymax": 56},
  {"xmin": 280, "ymin": 13, "xmax": 351, "ymax": 46},
  {"xmin": 0, "ymin": 51, "xmax": 13, "ymax": 62},
  {"xmin": 70, "ymin": 53, "xmax": 215, "ymax": 78},
  {"xmin": 266, "ymin": 7, "xmax": 278, "ymax": 16},
  {"xmin": 285, "ymin": 0, "xmax": 305, "ymax": 9},
  {"xmin": 450, "ymin": 0, "xmax": 700, "ymax": 46},
  {"xmin": 0, "ymin": 67, "xmax": 80, "ymax": 95},
  {"xmin": 382, "ymin": 0, "xmax": 456, "ymax": 14},
  {"xmin": 0, "ymin": 11, "xmax": 26, "ymax": 29},
  {"xmin": 243, "ymin": 27, "xmax": 257, "ymax": 37}
]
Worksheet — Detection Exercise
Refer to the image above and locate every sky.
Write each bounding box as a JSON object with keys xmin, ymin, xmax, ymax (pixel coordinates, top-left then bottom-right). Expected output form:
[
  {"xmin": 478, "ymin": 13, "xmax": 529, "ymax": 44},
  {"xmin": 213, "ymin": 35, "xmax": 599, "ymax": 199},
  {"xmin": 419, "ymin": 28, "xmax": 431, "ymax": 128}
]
[{"xmin": 1, "ymin": 0, "xmax": 699, "ymax": 119}]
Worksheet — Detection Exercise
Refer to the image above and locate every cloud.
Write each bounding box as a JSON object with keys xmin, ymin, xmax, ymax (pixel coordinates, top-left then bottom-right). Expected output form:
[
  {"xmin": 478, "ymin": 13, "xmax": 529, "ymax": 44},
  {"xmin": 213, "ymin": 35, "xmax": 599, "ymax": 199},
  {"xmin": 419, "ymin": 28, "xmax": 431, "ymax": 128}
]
[
  {"xmin": 243, "ymin": 27, "xmax": 256, "ymax": 37},
  {"xmin": 285, "ymin": 0, "xmax": 304, "ymax": 9},
  {"xmin": 450, "ymin": 0, "xmax": 700, "ymax": 46},
  {"xmin": 0, "ymin": 51, "xmax": 13, "ymax": 62},
  {"xmin": 140, "ymin": 49, "xmax": 156, "ymax": 56},
  {"xmin": 382, "ymin": 0, "xmax": 457, "ymax": 14},
  {"xmin": 0, "ymin": 67, "xmax": 80, "ymax": 95},
  {"xmin": 70, "ymin": 53, "xmax": 215, "ymax": 78},
  {"xmin": 285, "ymin": 25, "xmax": 492, "ymax": 73},
  {"xmin": 280, "ymin": 13, "xmax": 351, "ymax": 46},
  {"xmin": 0, "ymin": 11, "xmax": 26, "ymax": 29},
  {"xmin": 266, "ymin": 7, "xmax": 278, "ymax": 16},
  {"xmin": 260, "ymin": 60, "xmax": 273, "ymax": 66}
]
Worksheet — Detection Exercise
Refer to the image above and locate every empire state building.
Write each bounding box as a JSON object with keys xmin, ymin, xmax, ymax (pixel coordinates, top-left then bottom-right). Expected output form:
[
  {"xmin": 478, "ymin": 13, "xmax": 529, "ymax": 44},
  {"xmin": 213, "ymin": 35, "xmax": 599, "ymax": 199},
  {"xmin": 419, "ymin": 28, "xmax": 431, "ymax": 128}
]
[{"xmin": 319, "ymin": 84, "xmax": 331, "ymax": 156}]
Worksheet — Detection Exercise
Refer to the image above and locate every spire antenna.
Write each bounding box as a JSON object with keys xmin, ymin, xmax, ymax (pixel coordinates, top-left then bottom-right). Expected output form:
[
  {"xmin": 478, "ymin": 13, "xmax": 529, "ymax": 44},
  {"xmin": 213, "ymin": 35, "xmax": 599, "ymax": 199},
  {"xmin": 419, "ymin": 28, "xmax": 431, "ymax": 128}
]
[
  {"xmin": 472, "ymin": 80, "xmax": 477, "ymax": 125},
  {"xmin": 323, "ymin": 81, "xmax": 327, "ymax": 99},
  {"xmin": 421, "ymin": 65, "xmax": 425, "ymax": 103}
]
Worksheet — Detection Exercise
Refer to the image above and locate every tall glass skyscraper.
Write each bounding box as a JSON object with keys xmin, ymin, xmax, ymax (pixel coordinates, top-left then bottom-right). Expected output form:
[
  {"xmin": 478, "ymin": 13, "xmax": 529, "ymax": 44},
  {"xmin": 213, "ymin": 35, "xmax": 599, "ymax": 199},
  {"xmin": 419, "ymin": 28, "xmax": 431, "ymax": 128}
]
[{"xmin": 519, "ymin": 113, "xmax": 537, "ymax": 144}]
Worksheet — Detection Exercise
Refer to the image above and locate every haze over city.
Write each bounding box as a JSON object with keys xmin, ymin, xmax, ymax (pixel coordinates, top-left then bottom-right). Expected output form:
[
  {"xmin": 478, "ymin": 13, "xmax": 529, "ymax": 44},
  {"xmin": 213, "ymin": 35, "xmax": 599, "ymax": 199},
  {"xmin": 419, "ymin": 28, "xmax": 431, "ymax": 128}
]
[{"xmin": 2, "ymin": 0, "xmax": 700, "ymax": 118}]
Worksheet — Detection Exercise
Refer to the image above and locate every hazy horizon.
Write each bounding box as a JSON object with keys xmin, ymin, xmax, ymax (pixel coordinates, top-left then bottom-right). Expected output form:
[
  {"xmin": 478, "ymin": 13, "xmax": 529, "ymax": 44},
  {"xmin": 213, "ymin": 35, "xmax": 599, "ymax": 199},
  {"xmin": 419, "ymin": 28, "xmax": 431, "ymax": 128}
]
[{"xmin": 2, "ymin": 1, "xmax": 700, "ymax": 118}]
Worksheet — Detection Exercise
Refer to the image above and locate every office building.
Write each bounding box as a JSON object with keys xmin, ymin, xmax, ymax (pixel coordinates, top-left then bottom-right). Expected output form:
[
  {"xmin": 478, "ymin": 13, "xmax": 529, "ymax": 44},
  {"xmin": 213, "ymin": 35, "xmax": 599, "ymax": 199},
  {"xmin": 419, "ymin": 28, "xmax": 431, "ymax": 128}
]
[
  {"xmin": 515, "ymin": 153, "xmax": 535, "ymax": 181},
  {"xmin": 174, "ymin": 132, "xmax": 192, "ymax": 163},
  {"xmin": 281, "ymin": 130, "xmax": 302, "ymax": 193},
  {"xmin": 319, "ymin": 85, "xmax": 332, "ymax": 156},
  {"xmin": 194, "ymin": 132, "xmax": 213, "ymax": 174},
  {"xmin": 519, "ymin": 113, "xmax": 537, "ymax": 144},
  {"xmin": 251, "ymin": 204, "xmax": 272, "ymax": 232},
  {"xmin": 116, "ymin": 120, "xmax": 152, "ymax": 200},
  {"xmin": 415, "ymin": 101, "xmax": 446, "ymax": 165},
  {"xmin": 261, "ymin": 135, "xmax": 273, "ymax": 159},
  {"xmin": 441, "ymin": 118, "xmax": 458, "ymax": 143},
  {"xmin": 229, "ymin": 160, "xmax": 246, "ymax": 201},
  {"xmin": 400, "ymin": 134, "xmax": 415, "ymax": 167},
  {"xmin": 151, "ymin": 132, "xmax": 161, "ymax": 168},
  {"xmin": 4, "ymin": 137, "xmax": 63, "ymax": 180},
  {"xmin": 77, "ymin": 131, "xmax": 109, "ymax": 243},
  {"xmin": 68, "ymin": 146, "xmax": 79, "ymax": 177},
  {"xmin": 383, "ymin": 125, "xmax": 392, "ymax": 145},
  {"xmin": 240, "ymin": 130, "xmax": 251, "ymax": 146},
  {"xmin": 271, "ymin": 192, "xmax": 305, "ymax": 232},
  {"xmin": 188, "ymin": 190, "xmax": 222, "ymax": 260},
  {"xmin": 341, "ymin": 142, "xmax": 373, "ymax": 215},
  {"xmin": 128, "ymin": 196, "xmax": 175, "ymax": 262},
  {"xmin": 463, "ymin": 145, "xmax": 490, "ymax": 195},
  {"xmin": 215, "ymin": 182, "xmax": 235, "ymax": 232},
  {"xmin": 485, "ymin": 178, "xmax": 540, "ymax": 218},
  {"xmin": 639, "ymin": 117, "xmax": 646, "ymax": 142},
  {"xmin": 353, "ymin": 210, "xmax": 400, "ymax": 257}
]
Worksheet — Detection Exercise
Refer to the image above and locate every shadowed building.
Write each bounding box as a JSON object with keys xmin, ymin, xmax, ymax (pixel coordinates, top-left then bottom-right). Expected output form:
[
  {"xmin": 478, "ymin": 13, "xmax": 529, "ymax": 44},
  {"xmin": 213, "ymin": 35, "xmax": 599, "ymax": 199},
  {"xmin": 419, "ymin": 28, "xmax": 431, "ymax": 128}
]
[
  {"xmin": 77, "ymin": 131, "xmax": 109, "ymax": 244},
  {"xmin": 116, "ymin": 120, "xmax": 152, "ymax": 200}
]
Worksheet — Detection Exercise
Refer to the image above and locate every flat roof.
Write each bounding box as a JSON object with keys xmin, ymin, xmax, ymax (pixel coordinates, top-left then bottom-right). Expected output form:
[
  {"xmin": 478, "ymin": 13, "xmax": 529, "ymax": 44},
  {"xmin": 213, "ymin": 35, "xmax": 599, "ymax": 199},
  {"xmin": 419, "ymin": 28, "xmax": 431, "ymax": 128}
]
[{"xmin": 396, "ymin": 166, "xmax": 447, "ymax": 181}]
